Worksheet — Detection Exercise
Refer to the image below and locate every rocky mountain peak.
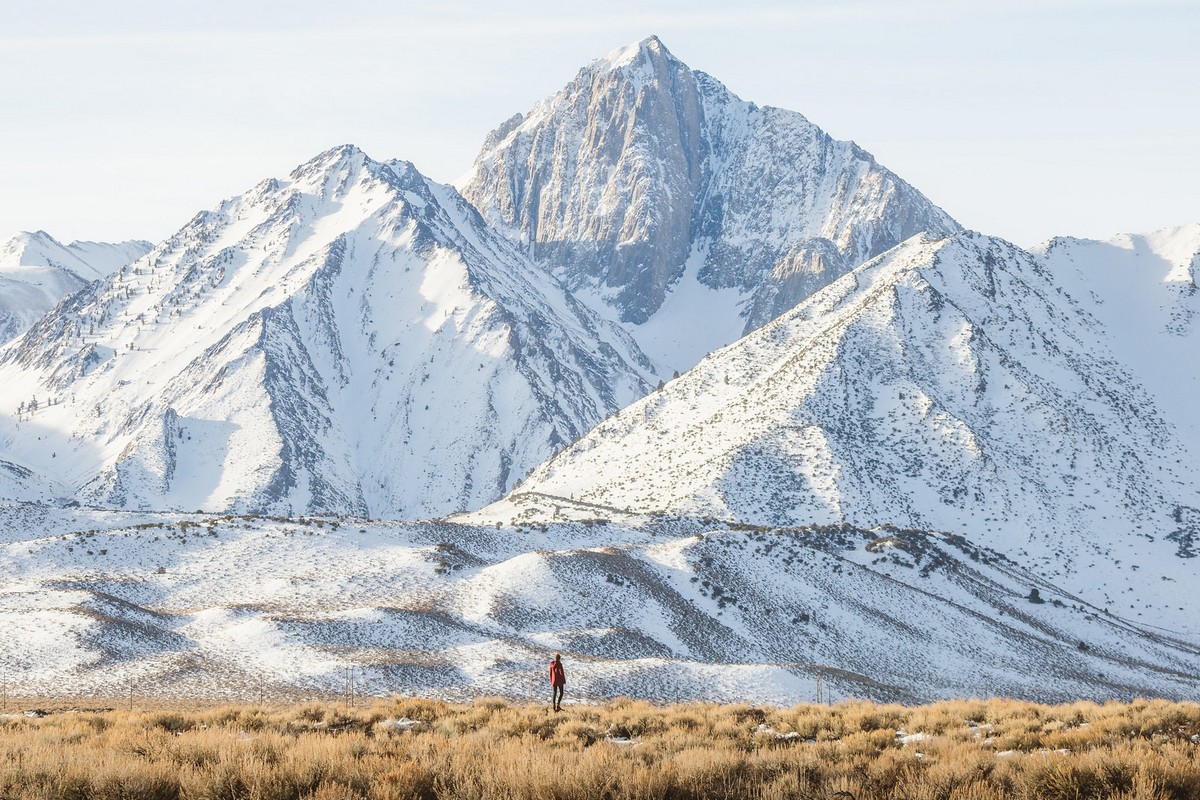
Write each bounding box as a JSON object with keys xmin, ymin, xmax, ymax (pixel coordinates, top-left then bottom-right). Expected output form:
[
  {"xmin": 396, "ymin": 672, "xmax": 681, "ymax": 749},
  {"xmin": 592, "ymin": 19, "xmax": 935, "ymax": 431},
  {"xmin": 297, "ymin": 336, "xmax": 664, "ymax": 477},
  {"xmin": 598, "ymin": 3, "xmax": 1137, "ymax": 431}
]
[
  {"xmin": 589, "ymin": 33, "xmax": 679, "ymax": 80},
  {"xmin": 286, "ymin": 143, "xmax": 390, "ymax": 199},
  {"xmin": 291, "ymin": 142, "xmax": 369, "ymax": 173},
  {"xmin": 459, "ymin": 37, "xmax": 960, "ymax": 372}
]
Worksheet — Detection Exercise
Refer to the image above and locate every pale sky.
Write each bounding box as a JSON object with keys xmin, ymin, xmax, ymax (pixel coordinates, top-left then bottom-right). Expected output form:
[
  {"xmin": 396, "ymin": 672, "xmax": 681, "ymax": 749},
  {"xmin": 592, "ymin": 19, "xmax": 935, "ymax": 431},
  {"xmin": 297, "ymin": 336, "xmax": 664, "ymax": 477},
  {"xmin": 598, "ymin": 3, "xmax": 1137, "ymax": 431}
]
[{"xmin": 2, "ymin": 0, "xmax": 1197, "ymax": 248}]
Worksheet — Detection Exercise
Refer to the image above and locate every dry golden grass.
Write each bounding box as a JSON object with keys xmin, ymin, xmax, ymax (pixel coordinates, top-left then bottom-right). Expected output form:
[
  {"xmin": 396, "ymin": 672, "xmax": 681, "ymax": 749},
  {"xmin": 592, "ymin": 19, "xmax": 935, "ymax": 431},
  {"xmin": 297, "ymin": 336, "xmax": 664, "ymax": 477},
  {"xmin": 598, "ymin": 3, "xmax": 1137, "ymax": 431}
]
[{"xmin": 0, "ymin": 696, "xmax": 1197, "ymax": 799}]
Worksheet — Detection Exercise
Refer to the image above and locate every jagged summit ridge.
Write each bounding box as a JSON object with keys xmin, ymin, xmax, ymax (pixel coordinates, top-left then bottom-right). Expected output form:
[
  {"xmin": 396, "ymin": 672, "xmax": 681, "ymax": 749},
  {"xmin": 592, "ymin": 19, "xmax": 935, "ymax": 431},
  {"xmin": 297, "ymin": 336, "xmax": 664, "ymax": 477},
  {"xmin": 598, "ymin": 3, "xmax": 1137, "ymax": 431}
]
[
  {"xmin": 0, "ymin": 145, "xmax": 655, "ymax": 517},
  {"xmin": 459, "ymin": 36, "xmax": 960, "ymax": 371}
]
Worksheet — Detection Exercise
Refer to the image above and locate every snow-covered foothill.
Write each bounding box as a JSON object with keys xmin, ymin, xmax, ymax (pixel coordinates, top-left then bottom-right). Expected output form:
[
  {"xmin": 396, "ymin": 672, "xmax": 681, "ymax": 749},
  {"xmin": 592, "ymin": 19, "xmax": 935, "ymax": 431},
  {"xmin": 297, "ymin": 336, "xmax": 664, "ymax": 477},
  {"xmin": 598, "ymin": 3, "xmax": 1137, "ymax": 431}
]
[{"xmin": 0, "ymin": 506, "xmax": 1195, "ymax": 704}]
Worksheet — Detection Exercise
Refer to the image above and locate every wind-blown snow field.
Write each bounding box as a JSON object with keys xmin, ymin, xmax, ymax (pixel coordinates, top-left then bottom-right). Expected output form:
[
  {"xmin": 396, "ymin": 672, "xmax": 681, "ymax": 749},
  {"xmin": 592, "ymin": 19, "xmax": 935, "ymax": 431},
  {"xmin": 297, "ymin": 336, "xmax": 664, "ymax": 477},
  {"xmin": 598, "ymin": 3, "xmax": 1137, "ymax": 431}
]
[{"xmin": 1, "ymin": 505, "xmax": 1196, "ymax": 704}]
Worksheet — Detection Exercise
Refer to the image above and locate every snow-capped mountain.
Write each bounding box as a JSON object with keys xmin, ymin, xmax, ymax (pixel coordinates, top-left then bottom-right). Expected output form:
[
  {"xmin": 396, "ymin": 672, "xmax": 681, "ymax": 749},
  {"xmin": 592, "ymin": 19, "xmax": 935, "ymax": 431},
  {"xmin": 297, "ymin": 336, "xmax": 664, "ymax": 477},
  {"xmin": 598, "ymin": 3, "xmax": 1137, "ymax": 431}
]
[
  {"xmin": 2, "ymin": 35, "xmax": 1198, "ymax": 705},
  {"xmin": 0, "ymin": 145, "xmax": 654, "ymax": 517},
  {"xmin": 459, "ymin": 36, "xmax": 960, "ymax": 371},
  {"xmin": 0, "ymin": 231, "xmax": 151, "ymax": 343},
  {"xmin": 495, "ymin": 230, "xmax": 1200, "ymax": 635}
]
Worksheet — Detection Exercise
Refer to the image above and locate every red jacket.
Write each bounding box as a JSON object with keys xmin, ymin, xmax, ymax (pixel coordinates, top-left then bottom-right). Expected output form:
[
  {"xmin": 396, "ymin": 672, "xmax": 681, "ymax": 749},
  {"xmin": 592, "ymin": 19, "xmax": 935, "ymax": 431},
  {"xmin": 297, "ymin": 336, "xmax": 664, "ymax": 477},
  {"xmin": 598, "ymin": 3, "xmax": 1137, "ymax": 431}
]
[{"xmin": 549, "ymin": 660, "xmax": 565, "ymax": 686}]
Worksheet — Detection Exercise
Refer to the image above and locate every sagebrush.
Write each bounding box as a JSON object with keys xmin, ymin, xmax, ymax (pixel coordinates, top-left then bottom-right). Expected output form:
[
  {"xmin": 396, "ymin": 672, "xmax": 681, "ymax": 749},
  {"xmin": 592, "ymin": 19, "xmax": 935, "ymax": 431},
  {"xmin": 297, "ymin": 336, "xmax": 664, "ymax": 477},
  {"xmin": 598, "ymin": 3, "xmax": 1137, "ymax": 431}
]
[{"xmin": 0, "ymin": 696, "xmax": 1198, "ymax": 799}]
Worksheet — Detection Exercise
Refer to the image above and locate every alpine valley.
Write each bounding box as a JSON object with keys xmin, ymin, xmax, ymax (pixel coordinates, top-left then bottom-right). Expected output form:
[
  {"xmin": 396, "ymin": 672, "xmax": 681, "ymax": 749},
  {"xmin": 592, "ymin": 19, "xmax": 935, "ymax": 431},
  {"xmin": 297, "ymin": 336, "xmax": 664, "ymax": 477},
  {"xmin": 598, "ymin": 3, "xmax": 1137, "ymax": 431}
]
[{"xmin": 0, "ymin": 38, "xmax": 1197, "ymax": 705}]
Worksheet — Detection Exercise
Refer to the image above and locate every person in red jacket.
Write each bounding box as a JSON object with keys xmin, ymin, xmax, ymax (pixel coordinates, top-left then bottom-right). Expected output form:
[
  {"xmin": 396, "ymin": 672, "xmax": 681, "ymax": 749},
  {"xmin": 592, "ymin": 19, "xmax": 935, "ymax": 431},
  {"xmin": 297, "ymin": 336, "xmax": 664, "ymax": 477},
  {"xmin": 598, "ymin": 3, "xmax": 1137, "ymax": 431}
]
[{"xmin": 549, "ymin": 652, "xmax": 566, "ymax": 711}]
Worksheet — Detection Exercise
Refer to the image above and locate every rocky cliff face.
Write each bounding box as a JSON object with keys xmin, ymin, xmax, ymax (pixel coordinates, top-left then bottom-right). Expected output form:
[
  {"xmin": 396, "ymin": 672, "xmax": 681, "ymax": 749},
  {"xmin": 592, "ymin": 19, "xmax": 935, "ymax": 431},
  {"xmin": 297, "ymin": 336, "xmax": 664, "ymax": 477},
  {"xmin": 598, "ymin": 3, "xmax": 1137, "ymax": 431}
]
[
  {"xmin": 459, "ymin": 36, "xmax": 960, "ymax": 370},
  {"xmin": 0, "ymin": 146, "xmax": 654, "ymax": 517}
]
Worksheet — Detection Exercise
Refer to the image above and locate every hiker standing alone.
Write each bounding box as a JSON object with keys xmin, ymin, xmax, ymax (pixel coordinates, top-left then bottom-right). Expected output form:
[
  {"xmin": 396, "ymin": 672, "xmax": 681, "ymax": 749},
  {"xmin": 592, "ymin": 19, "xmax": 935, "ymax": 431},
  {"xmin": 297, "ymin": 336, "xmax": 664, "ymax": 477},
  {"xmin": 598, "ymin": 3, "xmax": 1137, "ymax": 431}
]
[{"xmin": 549, "ymin": 653, "xmax": 566, "ymax": 712}]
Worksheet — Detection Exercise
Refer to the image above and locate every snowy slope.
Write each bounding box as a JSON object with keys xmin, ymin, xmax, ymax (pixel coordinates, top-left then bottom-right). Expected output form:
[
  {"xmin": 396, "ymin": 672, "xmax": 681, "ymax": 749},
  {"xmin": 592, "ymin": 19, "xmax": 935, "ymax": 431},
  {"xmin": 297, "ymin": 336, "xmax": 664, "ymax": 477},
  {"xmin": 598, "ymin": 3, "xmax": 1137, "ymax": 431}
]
[
  {"xmin": 0, "ymin": 145, "xmax": 654, "ymax": 518},
  {"xmin": 1, "ymin": 507, "xmax": 1196, "ymax": 704},
  {"xmin": 495, "ymin": 231, "xmax": 1200, "ymax": 635},
  {"xmin": 459, "ymin": 36, "xmax": 960, "ymax": 372},
  {"xmin": 1034, "ymin": 224, "xmax": 1200, "ymax": 471},
  {"xmin": 0, "ymin": 231, "xmax": 151, "ymax": 343}
]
